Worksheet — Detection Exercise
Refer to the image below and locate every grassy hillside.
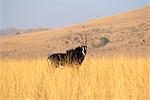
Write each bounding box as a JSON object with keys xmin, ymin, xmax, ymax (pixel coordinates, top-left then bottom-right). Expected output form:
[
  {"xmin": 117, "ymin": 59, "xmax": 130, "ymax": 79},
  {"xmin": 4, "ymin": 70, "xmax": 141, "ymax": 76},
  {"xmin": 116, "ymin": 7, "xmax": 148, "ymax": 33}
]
[
  {"xmin": 0, "ymin": 56, "xmax": 149, "ymax": 99},
  {"xmin": 0, "ymin": 6, "xmax": 150, "ymax": 58}
]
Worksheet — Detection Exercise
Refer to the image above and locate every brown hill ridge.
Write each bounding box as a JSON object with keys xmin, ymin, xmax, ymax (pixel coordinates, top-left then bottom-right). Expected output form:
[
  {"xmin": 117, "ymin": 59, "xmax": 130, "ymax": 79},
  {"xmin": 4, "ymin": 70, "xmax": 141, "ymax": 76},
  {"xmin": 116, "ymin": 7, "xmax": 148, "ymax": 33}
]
[{"xmin": 0, "ymin": 6, "xmax": 150, "ymax": 58}]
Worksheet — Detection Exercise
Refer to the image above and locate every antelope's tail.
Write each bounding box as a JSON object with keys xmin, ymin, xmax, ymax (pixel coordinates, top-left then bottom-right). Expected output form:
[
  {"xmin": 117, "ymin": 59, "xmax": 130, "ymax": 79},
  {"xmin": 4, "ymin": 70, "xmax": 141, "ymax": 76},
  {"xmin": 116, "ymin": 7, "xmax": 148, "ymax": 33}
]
[{"xmin": 47, "ymin": 58, "xmax": 51, "ymax": 67}]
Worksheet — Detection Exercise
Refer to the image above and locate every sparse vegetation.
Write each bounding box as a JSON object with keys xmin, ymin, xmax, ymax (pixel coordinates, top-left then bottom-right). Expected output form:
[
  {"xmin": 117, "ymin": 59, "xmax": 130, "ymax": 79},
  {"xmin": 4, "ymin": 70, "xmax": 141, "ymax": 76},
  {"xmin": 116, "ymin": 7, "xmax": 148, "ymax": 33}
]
[{"xmin": 65, "ymin": 41, "xmax": 69, "ymax": 44}]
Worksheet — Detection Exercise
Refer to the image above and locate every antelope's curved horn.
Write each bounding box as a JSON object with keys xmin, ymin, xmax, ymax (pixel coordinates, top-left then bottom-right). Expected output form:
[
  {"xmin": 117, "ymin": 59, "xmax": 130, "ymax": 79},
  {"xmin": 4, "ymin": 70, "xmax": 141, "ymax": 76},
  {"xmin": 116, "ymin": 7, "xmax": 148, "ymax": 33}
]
[
  {"xmin": 78, "ymin": 34, "xmax": 84, "ymax": 45},
  {"xmin": 85, "ymin": 34, "xmax": 87, "ymax": 46},
  {"xmin": 78, "ymin": 43, "xmax": 82, "ymax": 47}
]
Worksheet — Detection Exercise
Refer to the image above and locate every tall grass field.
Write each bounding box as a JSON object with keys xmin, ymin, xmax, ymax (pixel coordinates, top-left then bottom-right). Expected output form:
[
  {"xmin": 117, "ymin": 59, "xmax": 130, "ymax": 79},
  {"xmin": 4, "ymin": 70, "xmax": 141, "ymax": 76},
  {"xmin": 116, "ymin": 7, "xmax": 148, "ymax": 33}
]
[{"xmin": 0, "ymin": 56, "xmax": 149, "ymax": 100}]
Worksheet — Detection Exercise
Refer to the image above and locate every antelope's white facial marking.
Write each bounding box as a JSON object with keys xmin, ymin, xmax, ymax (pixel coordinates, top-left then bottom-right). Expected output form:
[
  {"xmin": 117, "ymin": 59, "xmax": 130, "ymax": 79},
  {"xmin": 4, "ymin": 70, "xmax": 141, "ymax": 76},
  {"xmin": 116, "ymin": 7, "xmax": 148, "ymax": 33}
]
[
  {"xmin": 82, "ymin": 50, "xmax": 85, "ymax": 56},
  {"xmin": 82, "ymin": 47, "xmax": 86, "ymax": 56}
]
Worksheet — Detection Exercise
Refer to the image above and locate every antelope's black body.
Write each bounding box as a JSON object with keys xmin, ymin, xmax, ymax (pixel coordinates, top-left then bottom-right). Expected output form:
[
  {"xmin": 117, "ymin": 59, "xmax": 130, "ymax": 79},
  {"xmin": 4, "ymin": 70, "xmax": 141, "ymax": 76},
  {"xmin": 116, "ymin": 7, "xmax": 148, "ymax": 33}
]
[{"xmin": 47, "ymin": 45, "xmax": 87, "ymax": 68}]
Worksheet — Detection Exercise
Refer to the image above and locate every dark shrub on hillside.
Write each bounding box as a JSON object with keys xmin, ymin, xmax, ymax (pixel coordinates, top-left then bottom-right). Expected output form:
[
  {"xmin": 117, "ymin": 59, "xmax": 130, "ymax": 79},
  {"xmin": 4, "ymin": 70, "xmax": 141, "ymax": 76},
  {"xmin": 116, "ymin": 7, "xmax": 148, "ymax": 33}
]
[
  {"xmin": 16, "ymin": 32, "xmax": 20, "ymax": 35},
  {"xmin": 99, "ymin": 37, "xmax": 110, "ymax": 46}
]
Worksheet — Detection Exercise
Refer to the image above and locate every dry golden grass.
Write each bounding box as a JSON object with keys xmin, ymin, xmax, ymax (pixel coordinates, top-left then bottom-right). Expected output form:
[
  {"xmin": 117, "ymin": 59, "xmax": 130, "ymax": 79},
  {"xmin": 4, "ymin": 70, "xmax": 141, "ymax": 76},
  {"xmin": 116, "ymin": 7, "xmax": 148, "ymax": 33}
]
[{"xmin": 0, "ymin": 56, "xmax": 149, "ymax": 100}]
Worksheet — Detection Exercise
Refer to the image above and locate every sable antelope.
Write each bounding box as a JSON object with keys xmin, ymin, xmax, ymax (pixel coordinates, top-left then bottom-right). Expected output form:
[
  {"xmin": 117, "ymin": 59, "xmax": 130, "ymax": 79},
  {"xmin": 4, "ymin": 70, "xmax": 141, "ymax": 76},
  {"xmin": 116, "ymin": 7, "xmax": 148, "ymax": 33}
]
[{"xmin": 47, "ymin": 34, "xmax": 87, "ymax": 68}]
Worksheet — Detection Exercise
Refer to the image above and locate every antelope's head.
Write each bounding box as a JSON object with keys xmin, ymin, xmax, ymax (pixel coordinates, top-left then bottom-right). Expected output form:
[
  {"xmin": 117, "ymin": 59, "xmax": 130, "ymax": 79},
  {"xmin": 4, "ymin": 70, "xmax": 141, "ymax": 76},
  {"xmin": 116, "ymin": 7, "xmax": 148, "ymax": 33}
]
[{"xmin": 78, "ymin": 34, "xmax": 87, "ymax": 56}]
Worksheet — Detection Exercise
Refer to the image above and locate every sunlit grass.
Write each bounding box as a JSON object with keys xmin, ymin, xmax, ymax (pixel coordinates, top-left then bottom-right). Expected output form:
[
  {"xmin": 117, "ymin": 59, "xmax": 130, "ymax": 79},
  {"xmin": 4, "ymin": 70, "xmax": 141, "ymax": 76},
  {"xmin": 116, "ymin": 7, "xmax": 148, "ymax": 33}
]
[{"xmin": 0, "ymin": 56, "xmax": 149, "ymax": 100}]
